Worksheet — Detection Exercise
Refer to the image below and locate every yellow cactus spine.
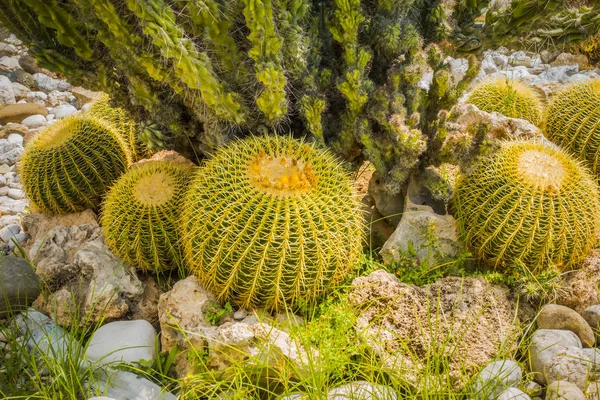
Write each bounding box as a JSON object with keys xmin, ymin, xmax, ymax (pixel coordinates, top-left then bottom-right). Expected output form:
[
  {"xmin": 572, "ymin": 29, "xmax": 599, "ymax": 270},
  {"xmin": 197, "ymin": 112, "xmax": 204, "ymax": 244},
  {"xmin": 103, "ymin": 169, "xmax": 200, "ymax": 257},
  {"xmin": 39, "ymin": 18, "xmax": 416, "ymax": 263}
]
[
  {"xmin": 20, "ymin": 116, "xmax": 132, "ymax": 215},
  {"xmin": 181, "ymin": 136, "xmax": 365, "ymax": 311},
  {"xmin": 467, "ymin": 79, "xmax": 543, "ymax": 125},
  {"xmin": 543, "ymin": 80, "xmax": 600, "ymax": 175},
  {"xmin": 102, "ymin": 160, "xmax": 193, "ymax": 273},
  {"xmin": 454, "ymin": 141, "xmax": 600, "ymax": 272}
]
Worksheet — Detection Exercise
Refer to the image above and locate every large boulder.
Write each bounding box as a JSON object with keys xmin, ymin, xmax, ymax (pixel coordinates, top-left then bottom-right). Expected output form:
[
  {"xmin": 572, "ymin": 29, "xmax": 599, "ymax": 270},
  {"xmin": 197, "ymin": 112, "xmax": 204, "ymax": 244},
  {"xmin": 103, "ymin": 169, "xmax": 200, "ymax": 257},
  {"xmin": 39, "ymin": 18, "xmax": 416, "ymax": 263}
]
[
  {"xmin": 0, "ymin": 255, "xmax": 40, "ymax": 317},
  {"xmin": 348, "ymin": 270, "xmax": 521, "ymax": 389},
  {"xmin": 29, "ymin": 224, "xmax": 145, "ymax": 326}
]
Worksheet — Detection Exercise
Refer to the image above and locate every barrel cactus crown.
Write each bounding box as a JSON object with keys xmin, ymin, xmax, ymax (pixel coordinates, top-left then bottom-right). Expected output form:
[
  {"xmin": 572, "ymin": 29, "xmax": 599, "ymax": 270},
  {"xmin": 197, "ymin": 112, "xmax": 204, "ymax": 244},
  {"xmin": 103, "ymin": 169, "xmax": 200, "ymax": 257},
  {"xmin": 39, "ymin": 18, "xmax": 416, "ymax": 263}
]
[
  {"xmin": 182, "ymin": 135, "xmax": 364, "ymax": 311},
  {"xmin": 454, "ymin": 141, "xmax": 599, "ymax": 272},
  {"xmin": 467, "ymin": 79, "xmax": 542, "ymax": 125},
  {"xmin": 544, "ymin": 80, "xmax": 600, "ymax": 174},
  {"xmin": 20, "ymin": 115, "xmax": 131, "ymax": 214},
  {"xmin": 87, "ymin": 93, "xmax": 150, "ymax": 161},
  {"xmin": 101, "ymin": 160, "xmax": 193, "ymax": 272}
]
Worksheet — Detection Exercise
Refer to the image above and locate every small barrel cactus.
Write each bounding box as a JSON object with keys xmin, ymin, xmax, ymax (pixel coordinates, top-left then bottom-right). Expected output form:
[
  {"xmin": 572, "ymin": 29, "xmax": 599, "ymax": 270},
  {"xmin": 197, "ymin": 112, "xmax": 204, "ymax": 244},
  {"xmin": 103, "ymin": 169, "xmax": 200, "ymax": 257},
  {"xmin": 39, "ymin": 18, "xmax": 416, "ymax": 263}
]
[
  {"xmin": 86, "ymin": 94, "xmax": 150, "ymax": 161},
  {"xmin": 101, "ymin": 160, "xmax": 193, "ymax": 272},
  {"xmin": 454, "ymin": 141, "xmax": 599, "ymax": 271},
  {"xmin": 182, "ymin": 135, "xmax": 364, "ymax": 311},
  {"xmin": 544, "ymin": 80, "xmax": 600, "ymax": 174},
  {"xmin": 20, "ymin": 115, "xmax": 131, "ymax": 214},
  {"xmin": 467, "ymin": 79, "xmax": 542, "ymax": 125}
]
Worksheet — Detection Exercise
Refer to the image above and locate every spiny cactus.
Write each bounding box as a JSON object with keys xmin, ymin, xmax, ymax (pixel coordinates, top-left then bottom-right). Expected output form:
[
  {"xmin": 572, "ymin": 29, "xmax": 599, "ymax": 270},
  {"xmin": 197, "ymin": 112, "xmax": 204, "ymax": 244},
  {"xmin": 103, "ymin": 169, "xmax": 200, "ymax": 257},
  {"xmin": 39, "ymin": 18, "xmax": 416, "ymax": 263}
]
[
  {"xmin": 454, "ymin": 141, "xmax": 599, "ymax": 272},
  {"xmin": 181, "ymin": 135, "xmax": 364, "ymax": 311},
  {"xmin": 101, "ymin": 160, "xmax": 193, "ymax": 273},
  {"xmin": 467, "ymin": 79, "xmax": 542, "ymax": 125},
  {"xmin": 86, "ymin": 94, "xmax": 151, "ymax": 161},
  {"xmin": 543, "ymin": 80, "xmax": 600, "ymax": 175},
  {"xmin": 20, "ymin": 115, "xmax": 131, "ymax": 214}
]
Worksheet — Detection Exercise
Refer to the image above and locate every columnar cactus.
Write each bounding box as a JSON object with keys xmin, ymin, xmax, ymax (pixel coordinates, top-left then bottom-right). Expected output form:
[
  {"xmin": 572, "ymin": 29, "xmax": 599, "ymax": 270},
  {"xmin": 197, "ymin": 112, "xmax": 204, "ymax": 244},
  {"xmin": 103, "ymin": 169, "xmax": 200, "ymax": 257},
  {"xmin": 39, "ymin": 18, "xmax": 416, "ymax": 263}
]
[
  {"xmin": 467, "ymin": 79, "xmax": 542, "ymax": 125},
  {"xmin": 20, "ymin": 115, "xmax": 131, "ymax": 214},
  {"xmin": 543, "ymin": 80, "xmax": 600, "ymax": 174},
  {"xmin": 454, "ymin": 141, "xmax": 600, "ymax": 271},
  {"xmin": 101, "ymin": 160, "xmax": 193, "ymax": 272},
  {"xmin": 181, "ymin": 136, "xmax": 364, "ymax": 311}
]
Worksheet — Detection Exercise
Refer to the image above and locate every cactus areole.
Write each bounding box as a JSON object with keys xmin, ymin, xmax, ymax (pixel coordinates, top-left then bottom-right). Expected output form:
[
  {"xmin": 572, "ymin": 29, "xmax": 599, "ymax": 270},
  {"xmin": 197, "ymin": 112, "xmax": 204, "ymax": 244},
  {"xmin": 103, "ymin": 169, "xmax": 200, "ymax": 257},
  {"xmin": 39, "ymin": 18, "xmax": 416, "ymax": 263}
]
[{"xmin": 182, "ymin": 136, "xmax": 364, "ymax": 311}]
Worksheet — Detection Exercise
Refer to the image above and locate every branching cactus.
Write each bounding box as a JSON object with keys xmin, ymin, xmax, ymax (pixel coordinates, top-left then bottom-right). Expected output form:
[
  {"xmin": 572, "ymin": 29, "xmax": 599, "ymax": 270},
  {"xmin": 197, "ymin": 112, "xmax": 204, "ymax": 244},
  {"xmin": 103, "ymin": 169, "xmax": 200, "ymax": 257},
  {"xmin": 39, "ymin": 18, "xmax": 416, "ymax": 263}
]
[
  {"xmin": 20, "ymin": 115, "xmax": 131, "ymax": 214},
  {"xmin": 454, "ymin": 141, "xmax": 600, "ymax": 272},
  {"xmin": 102, "ymin": 160, "xmax": 193, "ymax": 273},
  {"xmin": 181, "ymin": 136, "xmax": 364, "ymax": 311},
  {"xmin": 544, "ymin": 80, "xmax": 600, "ymax": 175}
]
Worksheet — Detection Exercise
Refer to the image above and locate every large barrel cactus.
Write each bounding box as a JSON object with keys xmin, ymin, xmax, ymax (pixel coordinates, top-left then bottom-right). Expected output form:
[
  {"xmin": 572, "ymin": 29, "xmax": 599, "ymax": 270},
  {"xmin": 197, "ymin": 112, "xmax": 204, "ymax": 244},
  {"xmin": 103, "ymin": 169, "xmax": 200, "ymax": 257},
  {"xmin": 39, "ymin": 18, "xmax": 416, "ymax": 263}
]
[
  {"xmin": 544, "ymin": 80, "xmax": 600, "ymax": 174},
  {"xmin": 101, "ymin": 160, "xmax": 193, "ymax": 273},
  {"xmin": 182, "ymin": 135, "xmax": 364, "ymax": 310},
  {"xmin": 467, "ymin": 79, "xmax": 542, "ymax": 125},
  {"xmin": 20, "ymin": 115, "xmax": 131, "ymax": 214},
  {"xmin": 3, "ymin": 0, "xmax": 599, "ymax": 195},
  {"xmin": 454, "ymin": 141, "xmax": 600, "ymax": 272}
]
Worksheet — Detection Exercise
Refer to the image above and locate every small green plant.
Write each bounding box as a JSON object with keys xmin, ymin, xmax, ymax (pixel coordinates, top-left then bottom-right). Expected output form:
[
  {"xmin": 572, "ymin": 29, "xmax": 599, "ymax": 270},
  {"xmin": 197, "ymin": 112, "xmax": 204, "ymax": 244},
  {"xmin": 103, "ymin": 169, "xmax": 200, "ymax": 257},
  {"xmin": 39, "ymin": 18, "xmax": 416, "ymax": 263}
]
[
  {"xmin": 20, "ymin": 115, "xmax": 131, "ymax": 214},
  {"xmin": 455, "ymin": 141, "xmax": 600, "ymax": 272},
  {"xmin": 205, "ymin": 301, "xmax": 234, "ymax": 326},
  {"xmin": 467, "ymin": 79, "xmax": 542, "ymax": 125},
  {"xmin": 543, "ymin": 79, "xmax": 600, "ymax": 175},
  {"xmin": 101, "ymin": 160, "xmax": 193, "ymax": 273},
  {"xmin": 181, "ymin": 135, "xmax": 365, "ymax": 311}
]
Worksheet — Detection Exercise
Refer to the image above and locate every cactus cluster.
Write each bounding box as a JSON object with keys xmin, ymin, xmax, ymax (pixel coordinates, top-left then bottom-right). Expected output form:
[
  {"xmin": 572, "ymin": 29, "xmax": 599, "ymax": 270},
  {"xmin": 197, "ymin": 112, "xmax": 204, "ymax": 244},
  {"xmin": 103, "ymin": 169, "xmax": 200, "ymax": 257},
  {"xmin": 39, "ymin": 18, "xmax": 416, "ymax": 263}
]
[
  {"xmin": 467, "ymin": 79, "xmax": 542, "ymax": 125},
  {"xmin": 101, "ymin": 160, "xmax": 193, "ymax": 273},
  {"xmin": 543, "ymin": 80, "xmax": 600, "ymax": 175},
  {"xmin": 181, "ymin": 135, "xmax": 364, "ymax": 311},
  {"xmin": 6, "ymin": 0, "xmax": 594, "ymax": 195},
  {"xmin": 454, "ymin": 141, "xmax": 599, "ymax": 272},
  {"xmin": 20, "ymin": 115, "xmax": 131, "ymax": 214}
]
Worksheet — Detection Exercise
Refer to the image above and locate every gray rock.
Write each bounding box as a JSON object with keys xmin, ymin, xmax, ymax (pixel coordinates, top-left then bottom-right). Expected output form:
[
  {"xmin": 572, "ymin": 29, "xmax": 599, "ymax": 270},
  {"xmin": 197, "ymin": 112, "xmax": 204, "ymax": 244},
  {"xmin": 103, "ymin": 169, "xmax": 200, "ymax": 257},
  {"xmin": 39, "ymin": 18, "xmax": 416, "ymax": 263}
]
[
  {"xmin": 586, "ymin": 381, "xmax": 600, "ymax": 400},
  {"xmin": 7, "ymin": 133, "xmax": 22, "ymax": 146},
  {"xmin": 509, "ymin": 51, "xmax": 534, "ymax": 67},
  {"xmin": 0, "ymin": 56, "xmax": 19, "ymax": 73},
  {"xmin": 233, "ymin": 309, "xmax": 248, "ymax": 320},
  {"xmin": 550, "ymin": 53, "xmax": 589, "ymax": 69},
  {"xmin": 417, "ymin": 70, "xmax": 434, "ymax": 91},
  {"xmin": 368, "ymin": 171, "xmax": 405, "ymax": 226},
  {"xmin": 49, "ymin": 103, "xmax": 77, "ymax": 119},
  {"xmin": 0, "ymin": 257, "xmax": 39, "ymax": 317},
  {"xmin": 537, "ymin": 304, "xmax": 595, "ymax": 347},
  {"xmin": 0, "ymin": 224, "xmax": 26, "ymax": 249},
  {"xmin": 546, "ymin": 380, "xmax": 585, "ymax": 400},
  {"xmin": 528, "ymin": 329, "xmax": 581, "ymax": 384},
  {"xmin": 520, "ymin": 381, "xmax": 542, "ymax": 397},
  {"xmin": 481, "ymin": 54, "xmax": 498, "ymax": 74},
  {"xmin": 33, "ymin": 73, "xmax": 71, "ymax": 92},
  {"xmin": 0, "ymin": 75, "xmax": 15, "ymax": 104},
  {"xmin": 533, "ymin": 65, "xmax": 579, "ymax": 84},
  {"xmin": 544, "ymin": 346, "xmax": 589, "ymax": 390},
  {"xmin": 582, "ymin": 305, "xmax": 600, "ymax": 331},
  {"xmin": 472, "ymin": 360, "xmax": 522, "ymax": 399},
  {"xmin": 10, "ymin": 82, "xmax": 29, "ymax": 100},
  {"xmin": 14, "ymin": 70, "xmax": 34, "ymax": 87},
  {"xmin": 0, "ymin": 140, "xmax": 23, "ymax": 165},
  {"xmin": 327, "ymin": 381, "xmax": 397, "ymax": 399},
  {"xmin": 583, "ymin": 348, "xmax": 600, "ymax": 371},
  {"xmin": 30, "ymin": 224, "xmax": 144, "ymax": 327},
  {"xmin": 86, "ymin": 320, "xmax": 157, "ymax": 367},
  {"xmin": 445, "ymin": 57, "xmax": 469, "ymax": 82},
  {"xmin": 7, "ymin": 188, "xmax": 24, "ymax": 200},
  {"xmin": 26, "ymin": 91, "xmax": 47, "ymax": 104},
  {"xmin": 47, "ymin": 90, "xmax": 76, "ymax": 107},
  {"xmin": 90, "ymin": 369, "xmax": 176, "ymax": 400},
  {"xmin": 491, "ymin": 51, "xmax": 509, "ymax": 67},
  {"xmin": 453, "ymin": 103, "xmax": 542, "ymax": 140},
  {"xmin": 497, "ymin": 66, "xmax": 532, "ymax": 81},
  {"xmin": 496, "ymin": 388, "xmax": 530, "ymax": 400},
  {"xmin": 0, "ymin": 43, "xmax": 18, "ymax": 57},
  {"xmin": 0, "ymin": 214, "xmax": 21, "ymax": 229},
  {"xmin": 46, "ymin": 114, "xmax": 54, "ymax": 122},
  {"xmin": 0, "ymin": 197, "xmax": 28, "ymax": 215}
]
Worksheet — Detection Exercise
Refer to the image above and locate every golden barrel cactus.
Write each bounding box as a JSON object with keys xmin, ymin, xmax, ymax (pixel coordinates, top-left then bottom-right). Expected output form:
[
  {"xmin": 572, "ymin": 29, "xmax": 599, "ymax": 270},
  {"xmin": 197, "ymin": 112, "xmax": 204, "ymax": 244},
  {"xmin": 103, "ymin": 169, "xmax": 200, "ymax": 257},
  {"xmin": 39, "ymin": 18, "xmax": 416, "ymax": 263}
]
[
  {"xmin": 544, "ymin": 80, "xmax": 600, "ymax": 174},
  {"xmin": 182, "ymin": 136, "xmax": 364, "ymax": 311},
  {"xmin": 101, "ymin": 160, "xmax": 193, "ymax": 272},
  {"xmin": 20, "ymin": 115, "xmax": 131, "ymax": 214},
  {"xmin": 454, "ymin": 141, "xmax": 599, "ymax": 271},
  {"xmin": 467, "ymin": 79, "xmax": 543, "ymax": 125}
]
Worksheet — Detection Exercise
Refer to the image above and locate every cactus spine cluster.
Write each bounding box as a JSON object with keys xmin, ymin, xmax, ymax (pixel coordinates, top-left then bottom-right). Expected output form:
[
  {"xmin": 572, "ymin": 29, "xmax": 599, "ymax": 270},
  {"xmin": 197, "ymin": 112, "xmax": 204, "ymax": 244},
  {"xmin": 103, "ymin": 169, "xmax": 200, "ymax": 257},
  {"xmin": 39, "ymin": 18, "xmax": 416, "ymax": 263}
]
[
  {"xmin": 101, "ymin": 160, "xmax": 193, "ymax": 273},
  {"xmin": 454, "ymin": 141, "xmax": 600, "ymax": 272},
  {"xmin": 181, "ymin": 136, "xmax": 364, "ymax": 311},
  {"xmin": 20, "ymin": 116, "xmax": 131, "ymax": 214},
  {"xmin": 467, "ymin": 79, "xmax": 542, "ymax": 125},
  {"xmin": 543, "ymin": 80, "xmax": 600, "ymax": 175}
]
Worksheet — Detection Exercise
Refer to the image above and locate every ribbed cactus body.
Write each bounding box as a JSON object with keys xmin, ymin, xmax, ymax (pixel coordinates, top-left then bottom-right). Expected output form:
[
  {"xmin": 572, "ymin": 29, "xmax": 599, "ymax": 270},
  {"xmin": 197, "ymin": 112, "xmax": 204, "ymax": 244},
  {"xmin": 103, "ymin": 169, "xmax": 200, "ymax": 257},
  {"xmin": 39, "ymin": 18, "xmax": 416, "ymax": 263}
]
[
  {"xmin": 181, "ymin": 136, "xmax": 364, "ymax": 311},
  {"xmin": 101, "ymin": 160, "xmax": 193, "ymax": 272},
  {"xmin": 20, "ymin": 116, "xmax": 131, "ymax": 214},
  {"xmin": 454, "ymin": 141, "xmax": 599, "ymax": 271},
  {"xmin": 544, "ymin": 80, "xmax": 600, "ymax": 175},
  {"xmin": 467, "ymin": 79, "xmax": 542, "ymax": 125}
]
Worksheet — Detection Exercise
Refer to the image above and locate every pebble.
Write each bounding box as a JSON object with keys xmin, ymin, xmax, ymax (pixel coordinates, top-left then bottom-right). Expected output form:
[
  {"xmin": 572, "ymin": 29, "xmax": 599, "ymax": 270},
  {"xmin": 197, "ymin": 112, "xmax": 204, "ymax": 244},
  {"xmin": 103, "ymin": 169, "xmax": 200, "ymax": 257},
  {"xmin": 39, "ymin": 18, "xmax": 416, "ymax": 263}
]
[
  {"xmin": 537, "ymin": 304, "xmax": 595, "ymax": 347},
  {"xmin": 496, "ymin": 388, "xmax": 530, "ymax": 400},
  {"xmin": 543, "ymin": 346, "xmax": 589, "ymax": 390},
  {"xmin": 33, "ymin": 73, "xmax": 71, "ymax": 92},
  {"xmin": 26, "ymin": 91, "xmax": 48, "ymax": 104},
  {"xmin": 7, "ymin": 188, "xmax": 24, "ymax": 200},
  {"xmin": 49, "ymin": 103, "xmax": 77, "ymax": 119},
  {"xmin": 0, "ymin": 75, "xmax": 16, "ymax": 105},
  {"xmin": 0, "ymin": 164, "xmax": 10, "ymax": 174},
  {"xmin": 90, "ymin": 369, "xmax": 177, "ymax": 400},
  {"xmin": 7, "ymin": 133, "xmax": 23, "ymax": 145},
  {"xmin": 545, "ymin": 380, "xmax": 585, "ymax": 400},
  {"xmin": 528, "ymin": 329, "xmax": 581, "ymax": 384},
  {"xmin": 0, "ymin": 43, "xmax": 18, "ymax": 57},
  {"xmin": 21, "ymin": 114, "xmax": 46, "ymax": 129},
  {"xmin": 11, "ymin": 82, "xmax": 29, "ymax": 100},
  {"xmin": 0, "ymin": 56, "xmax": 19, "ymax": 72},
  {"xmin": 472, "ymin": 360, "xmax": 522, "ymax": 399},
  {"xmin": 582, "ymin": 305, "xmax": 600, "ymax": 331}
]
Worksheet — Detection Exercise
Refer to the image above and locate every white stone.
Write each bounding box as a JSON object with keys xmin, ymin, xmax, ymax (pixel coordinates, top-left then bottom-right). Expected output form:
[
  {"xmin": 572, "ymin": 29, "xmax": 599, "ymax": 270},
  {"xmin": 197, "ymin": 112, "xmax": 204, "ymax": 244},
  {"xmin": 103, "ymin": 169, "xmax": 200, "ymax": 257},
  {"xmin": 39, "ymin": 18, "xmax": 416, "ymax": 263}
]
[
  {"xmin": 0, "ymin": 56, "xmax": 19, "ymax": 72},
  {"xmin": 0, "ymin": 224, "xmax": 20, "ymax": 242},
  {"xmin": 327, "ymin": 381, "xmax": 397, "ymax": 399},
  {"xmin": 21, "ymin": 114, "xmax": 46, "ymax": 129},
  {"xmin": 481, "ymin": 55, "xmax": 498, "ymax": 74},
  {"xmin": 46, "ymin": 114, "xmax": 55, "ymax": 122},
  {"xmin": 7, "ymin": 188, "xmax": 24, "ymax": 199},
  {"xmin": 472, "ymin": 360, "xmax": 522, "ymax": 399},
  {"xmin": 0, "ymin": 164, "xmax": 10, "ymax": 174},
  {"xmin": 33, "ymin": 73, "xmax": 71, "ymax": 92},
  {"xmin": 86, "ymin": 320, "xmax": 157, "ymax": 367},
  {"xmin": 0, "ymin": 75, "xmax": 16, "ymax": 105},
  {"xmin": 533, "ymin": 65, "xmax": 579, "ymax": 84},
  {"xmin": 49, "ymin": 104, "xmax": 77, "ymax": 119},
  {"xmin": 544, "ymin": 346, "xmax": 589, "ymax": 390},
  {"xmin": 47, "ymin": 90, "xmax": 76, "ymax": 107},
  {"xmin": 496, "ymin": 388, "xmax": 530, "ymax": 400},
  {"xmin": 26, "ymin": 91, "xmax": 48, "ymax": 104},
  {"xmin": 0, "ymin": 43, "xmax": 18, "ymax": 57},
  {"xmin": 81, "ymin": 102, "xmax": 92, "ymax": 113},
  {"xmin": 583, "ymin": 348, "xmax": 600, "ymax": 371},
  {"xmin": 7, "ymin": 133, "xmax": 23, "ymax": 146},
  {"xmin": 0, "ymin": 197, "xmax": 28, "ymax": 215},
  {"xmin": 418, "ymin": 70, "xmax": 434, "ymax": 91},
  {"xmin": 10, "ymin": 82, "xmax": 29, "ymax": 100},
  {"xmin": 546, "ymin": 380, "xmax": 585, "ymax": 400},
  {"xmin": 528, "ymin": 329, "xmax": 581, "ymax": 384},
  {"xmin": 498, "ymin": 66, "xmax": 532, "ymax": 81},
  {"xmin": 0, "ymin": 140, "xmax": 23, "ymax": 165},
  {"xmin": 90, "ymin": 369, "xmax": 176, "ymax": 400}
]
